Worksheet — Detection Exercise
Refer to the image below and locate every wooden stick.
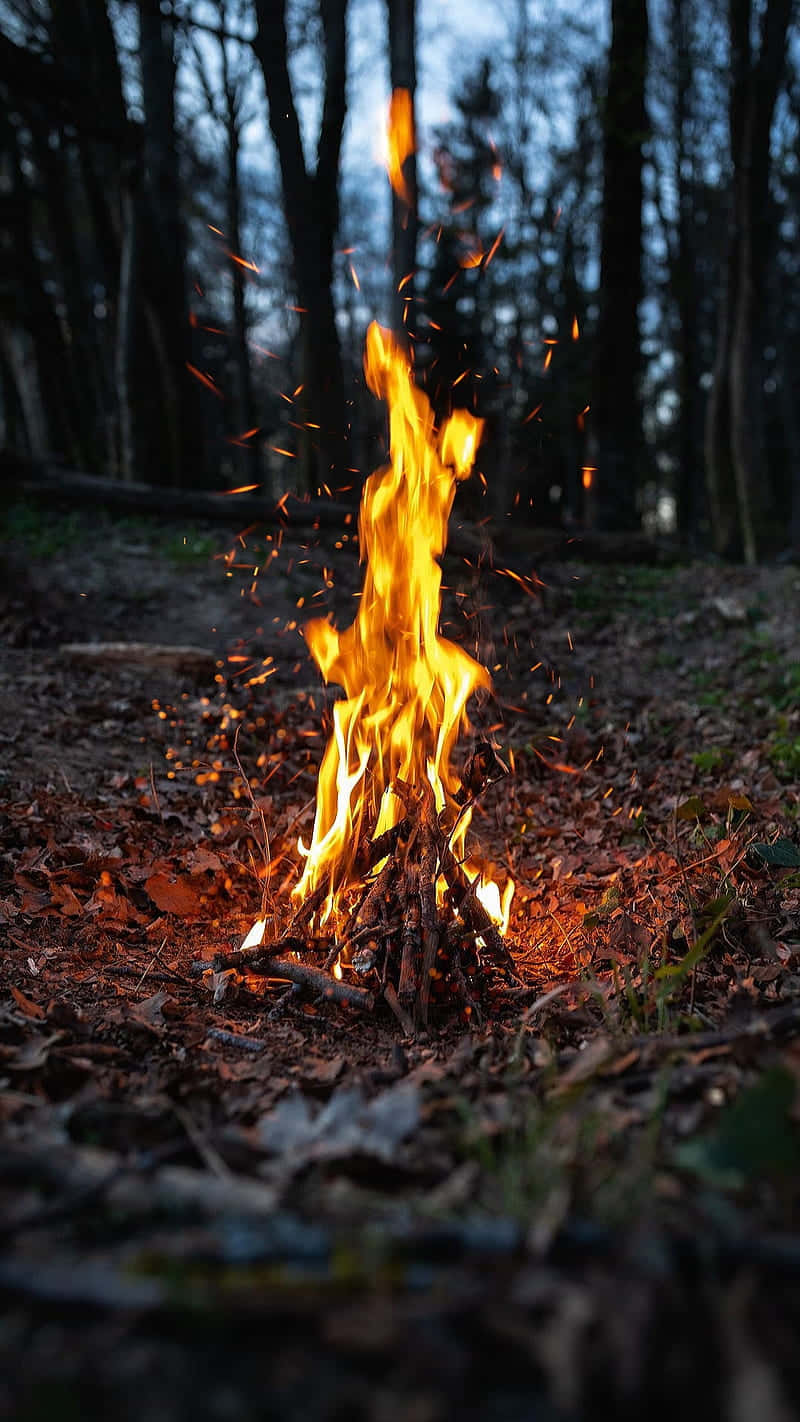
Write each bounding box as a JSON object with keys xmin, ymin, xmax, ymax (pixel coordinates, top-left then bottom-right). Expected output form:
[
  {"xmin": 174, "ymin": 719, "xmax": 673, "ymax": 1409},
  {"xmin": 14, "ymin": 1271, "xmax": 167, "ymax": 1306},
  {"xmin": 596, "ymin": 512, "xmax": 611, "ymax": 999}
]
[
  {"xmin": 441, "ymin": 844, "xmax": 516, "ymax": 972},
  {"xmin": 417, "ymin": 790, "xmax": 440, "ymax": 1027},
  {"xmin": 205, "ymin": 1027, "xmax": 267, "ymax": 1053},
  {"xmin": 356, "ymin": 858, "xmax": 395, "ymax": 927},
  {"xmin": 209, "ymin": 950, "xmax": 375, "ymax": 1012},
  {"xmin": 454, "ymin": 739, "xmax": 509, "ymax": 805},
  {"xmin": 383, "ymin": 982, "xmax": 415, "ymax": 1036},
  {"xmin": 398, "ymin": 868, "xmax": 421, "ymax": 1005},
  {"xmin": 356, "ymin": 817, "xmax": 410, "ymax": 872}
]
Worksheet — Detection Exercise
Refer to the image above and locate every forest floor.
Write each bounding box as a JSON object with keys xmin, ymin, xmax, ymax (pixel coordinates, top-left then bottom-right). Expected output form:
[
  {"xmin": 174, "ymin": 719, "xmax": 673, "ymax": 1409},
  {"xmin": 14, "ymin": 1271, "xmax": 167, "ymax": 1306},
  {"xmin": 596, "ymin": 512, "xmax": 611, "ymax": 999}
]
[{"xmin": 1, "ymin": 498, "xmax": 800, "ymax": 1421}]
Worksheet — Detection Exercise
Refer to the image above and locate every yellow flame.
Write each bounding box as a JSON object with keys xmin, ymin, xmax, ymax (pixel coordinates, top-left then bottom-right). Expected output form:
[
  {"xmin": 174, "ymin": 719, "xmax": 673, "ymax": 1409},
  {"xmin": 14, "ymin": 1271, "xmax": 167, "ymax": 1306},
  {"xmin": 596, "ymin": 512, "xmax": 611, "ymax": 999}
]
[
  {"xmin": 387, "ymin": 88, "xmax": 415, "ymax": 206},
  {"xmin": 293, "ymin": 322, "xmax": 511, "ymax": 930}
]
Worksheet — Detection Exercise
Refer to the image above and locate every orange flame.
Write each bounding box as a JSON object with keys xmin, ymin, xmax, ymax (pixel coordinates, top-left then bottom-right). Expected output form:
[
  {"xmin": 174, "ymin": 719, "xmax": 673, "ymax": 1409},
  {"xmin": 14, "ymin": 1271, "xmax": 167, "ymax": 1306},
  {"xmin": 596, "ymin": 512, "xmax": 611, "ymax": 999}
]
[
  {"xmin": 387, "ymin": 89, "xmax": 415, "ymax": 206},
  {"xmin": 293, "ymin": 322, "xmax": 512, "ymax": 932}
]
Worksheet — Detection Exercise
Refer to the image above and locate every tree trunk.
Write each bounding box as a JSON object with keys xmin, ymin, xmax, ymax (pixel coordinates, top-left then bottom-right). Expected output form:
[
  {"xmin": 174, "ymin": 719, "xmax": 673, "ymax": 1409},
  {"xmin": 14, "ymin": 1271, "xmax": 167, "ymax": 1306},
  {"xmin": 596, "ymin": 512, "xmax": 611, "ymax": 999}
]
[
  {"xmin": 387, "ymin": 0, "xmax": 418, "ymax": 338},
  {"xmin": 253, "ymin": 0, "xmax": 348, "ymax": 493},
  {"xmin": 0, "ymin": 323, "xmax": 50, "ymax": 460},
  {"xmin": 703, "ymin": 215, "xmax": 740, "ymax": 556},
  {"xmin": 706, "ymin": 0, "xmax": 792, "ymax": 562},
  {"xmin": 0, "ymin": 110, "xmax": 83, "ymax": 465},
  {"xmin": 29, "ymin": 118, "xmax": 111, "ymax": 472},
  {"xmin": 222, "ymin": 61, "xmax": 258, "ymax": 484},
  {"xmin": 138, "ymin": 0, "xmax": 204, "ymax": 486},
  {"xmin": 669, "ymin": 0, "xmax": 704, "ymax": 546},
  {"xmin": 116, "ymin": 172, "xmax": 139, "ymax": 482},
  {"xmin": 727, "ymin": 0, "xmax": 792, "ymax": 562},
  {"xmin": 590, "ymin": 0, "xmax": 649, "ymax": 532}
]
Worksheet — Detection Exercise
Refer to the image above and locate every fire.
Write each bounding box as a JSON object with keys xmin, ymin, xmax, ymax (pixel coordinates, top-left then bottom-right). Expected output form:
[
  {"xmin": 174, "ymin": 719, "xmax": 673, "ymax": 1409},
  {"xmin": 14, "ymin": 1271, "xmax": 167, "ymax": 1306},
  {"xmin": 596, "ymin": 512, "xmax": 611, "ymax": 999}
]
[
  {"xmin": 293, "ymin": 321, "xmax": 512, "ymax": 932},
  {"xmin": 387, "ymin": 89, "xmax": 415, "ymax": 206}
]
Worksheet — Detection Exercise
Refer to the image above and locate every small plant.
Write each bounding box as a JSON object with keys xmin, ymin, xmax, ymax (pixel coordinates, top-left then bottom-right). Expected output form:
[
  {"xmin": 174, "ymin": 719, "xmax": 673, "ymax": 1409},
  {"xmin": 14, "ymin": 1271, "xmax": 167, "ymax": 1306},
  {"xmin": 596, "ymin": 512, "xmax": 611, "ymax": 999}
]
[
  {"xmin": 690, "ymin": 746, "xmax": 730, "ymax": 773},
  {"xmin": 161, "ymin": 531, "xmax": 218, "ymax": 566},
  {"xmin": 768, "ymin": 734, "xmax": 800, "ymax": 781},
  {"xmin": 6, "ymin": 501, "xmax": 85, "ymax": 558}
]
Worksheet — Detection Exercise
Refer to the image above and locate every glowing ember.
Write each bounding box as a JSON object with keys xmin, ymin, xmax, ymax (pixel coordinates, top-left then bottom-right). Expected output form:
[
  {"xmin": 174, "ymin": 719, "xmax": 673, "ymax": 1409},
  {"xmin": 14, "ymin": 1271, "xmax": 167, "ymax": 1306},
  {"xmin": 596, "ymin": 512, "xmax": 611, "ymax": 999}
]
[{"xmin": 291, "ymin": 321, "xmax": 512, "ymax": 933}]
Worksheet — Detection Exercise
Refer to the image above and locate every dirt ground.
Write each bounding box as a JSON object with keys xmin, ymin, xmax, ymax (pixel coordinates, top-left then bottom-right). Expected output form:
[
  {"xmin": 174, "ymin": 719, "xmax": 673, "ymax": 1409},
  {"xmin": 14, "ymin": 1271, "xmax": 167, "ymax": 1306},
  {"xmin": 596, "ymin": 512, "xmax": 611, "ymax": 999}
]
[{"xmin": 1, "ymin": 500, "xmax": 800, "ymax": 1420}]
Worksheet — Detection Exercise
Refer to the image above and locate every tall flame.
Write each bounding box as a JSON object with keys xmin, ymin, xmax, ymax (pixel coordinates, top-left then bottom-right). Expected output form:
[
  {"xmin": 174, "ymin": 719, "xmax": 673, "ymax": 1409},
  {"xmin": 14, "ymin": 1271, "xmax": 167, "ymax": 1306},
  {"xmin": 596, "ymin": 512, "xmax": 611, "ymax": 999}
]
[
  {"xmin": 294, "ymin": 322, "xmax": 510, "ymax": 929},
  {"xmin": 387, "ymin": 88, "xmax": 415, "ymax": 206}
]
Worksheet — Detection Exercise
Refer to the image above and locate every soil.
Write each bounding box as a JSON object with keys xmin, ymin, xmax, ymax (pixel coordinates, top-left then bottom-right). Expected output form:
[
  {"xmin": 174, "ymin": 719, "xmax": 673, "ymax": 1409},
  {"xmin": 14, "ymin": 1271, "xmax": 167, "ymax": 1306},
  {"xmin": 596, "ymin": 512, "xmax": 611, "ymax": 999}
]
[{"xmin": 1, "ymin": 500, "xmax": 800, "ymax": 1420}]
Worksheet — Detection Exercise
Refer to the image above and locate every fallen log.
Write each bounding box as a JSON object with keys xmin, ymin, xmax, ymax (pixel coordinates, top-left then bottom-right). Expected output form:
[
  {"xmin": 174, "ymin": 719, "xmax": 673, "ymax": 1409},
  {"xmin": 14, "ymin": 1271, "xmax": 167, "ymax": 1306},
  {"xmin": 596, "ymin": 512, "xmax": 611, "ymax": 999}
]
[{"xmin": 6, "ymin": 458, "xmax": 488, "ymax": 558}]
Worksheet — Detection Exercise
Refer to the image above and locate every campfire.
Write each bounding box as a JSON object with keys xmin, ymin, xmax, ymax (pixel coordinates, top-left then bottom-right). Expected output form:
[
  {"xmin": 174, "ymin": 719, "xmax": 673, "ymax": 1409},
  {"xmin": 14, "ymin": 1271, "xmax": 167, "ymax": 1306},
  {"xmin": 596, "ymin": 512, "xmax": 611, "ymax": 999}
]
[
  {"xmin": 197, "ymin": 94, "xmax": 518, "ymax": 1031},
  {"xmin": 201, "ymin": 323, "xmax": 518, "ymax": 1030}
]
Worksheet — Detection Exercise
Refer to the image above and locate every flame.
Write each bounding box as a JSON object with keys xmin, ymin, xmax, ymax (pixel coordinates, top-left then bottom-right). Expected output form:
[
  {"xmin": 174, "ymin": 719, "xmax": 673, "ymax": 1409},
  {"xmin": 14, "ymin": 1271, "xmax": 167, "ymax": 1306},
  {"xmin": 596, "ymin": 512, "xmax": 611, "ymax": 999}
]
[
  {"xmin": 293, "ymin": 322, "xmax": 512, "ymax": 931},
  {"xmin": 387, "ymin": 89, "xmax": 415, "ymax": 206}
]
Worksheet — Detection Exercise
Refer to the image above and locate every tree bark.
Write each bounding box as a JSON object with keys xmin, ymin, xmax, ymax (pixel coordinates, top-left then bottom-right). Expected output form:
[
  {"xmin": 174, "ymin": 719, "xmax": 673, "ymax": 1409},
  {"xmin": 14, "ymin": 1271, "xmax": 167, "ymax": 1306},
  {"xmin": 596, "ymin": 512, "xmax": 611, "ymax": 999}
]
[
  {"xmin": 0, "ymin": 110, "xmax": 83, "ymax": 464},
  {"xmin": 669, "ymin": 0, "xmax": 704, "ymax": 546},
  {"xmin": 220, "ymin": 40, "xmax": 258, "ymax": 484},
  {"xmin": 253, "ymin": 0, "xmax": 348, "ymax": 493},
  {"xmin": 116, "ymin": 172, "xmax": 139, "ymax": 482},
  {"xmin": 705, "ymin": 0, "xmax": 792, "ymax": 562},
  {"xmin": 138, "ymin": 0, "xmax": 204, "ymax": 487},
  {"xmin": 590, "ymin": 0, "xmax": 649, "ymax": 532}
]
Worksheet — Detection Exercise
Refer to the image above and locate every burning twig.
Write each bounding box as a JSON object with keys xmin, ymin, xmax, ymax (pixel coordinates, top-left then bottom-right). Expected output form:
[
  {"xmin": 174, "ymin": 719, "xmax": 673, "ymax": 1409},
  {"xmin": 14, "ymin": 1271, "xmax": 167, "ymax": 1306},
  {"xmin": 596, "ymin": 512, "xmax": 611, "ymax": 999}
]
[{"xmin": 207, "ymin": 950, "xmax": 375, "ymax": 1013}]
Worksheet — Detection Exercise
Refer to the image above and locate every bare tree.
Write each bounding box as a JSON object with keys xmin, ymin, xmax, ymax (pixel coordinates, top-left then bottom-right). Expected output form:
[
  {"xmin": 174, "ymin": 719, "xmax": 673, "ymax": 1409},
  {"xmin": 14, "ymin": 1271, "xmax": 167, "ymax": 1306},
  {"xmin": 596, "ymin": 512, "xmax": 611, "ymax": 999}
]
[
  {"xmin": 705, "ymin": 0, "xmax": 793, "ymax": 562},
  {"xmin": 253, "ymin": 0, "xmax": 348, "ymax": 492},
  {"xmin": 190, "ymin": 0, "xmax": 258, "ymax": 484},
  {"xmin": 589, "ymin": 0, "xmax": 649, "ymax": 532},
  {"xmin": 138, "ymin": 0, "xmax": 203, "ymax": 486}
]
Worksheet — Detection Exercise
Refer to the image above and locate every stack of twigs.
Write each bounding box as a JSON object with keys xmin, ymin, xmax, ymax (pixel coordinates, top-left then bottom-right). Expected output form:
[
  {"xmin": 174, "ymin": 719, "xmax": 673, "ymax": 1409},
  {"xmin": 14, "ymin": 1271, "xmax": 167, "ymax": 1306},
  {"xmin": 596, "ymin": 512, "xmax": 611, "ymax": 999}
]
[{"xmin": 195, "ymin": 741, "xmax": 520, "ymax": 1034}]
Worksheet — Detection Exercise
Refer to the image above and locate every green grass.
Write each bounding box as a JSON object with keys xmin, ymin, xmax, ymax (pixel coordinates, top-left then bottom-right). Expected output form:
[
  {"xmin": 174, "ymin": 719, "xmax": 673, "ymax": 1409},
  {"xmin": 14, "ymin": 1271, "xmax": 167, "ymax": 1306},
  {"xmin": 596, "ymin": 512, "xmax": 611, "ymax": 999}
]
[
  {"xmin": 160, "ymin": 531, "xmax": 218, "ymax": 566},
  {"xmin": 768, "ymin": 733, "xmax": 800, "ymax": 780},
  {"xmin": 4, "ymin": 500, "xmax": 219, "ymax": 570},
  {"xmin": 4, "ymin": 501, "xmax": 84, "ymax": 558},
  {"xmin": 571, "ymin": 565, "xmax": 678, "ymax": 617}
]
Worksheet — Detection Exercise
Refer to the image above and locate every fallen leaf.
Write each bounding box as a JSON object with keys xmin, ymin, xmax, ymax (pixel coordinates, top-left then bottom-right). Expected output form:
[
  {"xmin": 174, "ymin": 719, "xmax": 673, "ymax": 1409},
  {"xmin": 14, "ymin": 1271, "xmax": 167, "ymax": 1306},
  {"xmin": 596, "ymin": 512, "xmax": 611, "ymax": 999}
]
[
  {"xmin": 49, "ymin": 881, "xmax": 84, "ymax": 916},
  {"xmin": 257, "ymin": 1081, "xmax": 420, "ymax": 1168},
  {"xmin": 128, "ymin": 990, "xmax": 172, "ymax": 1028},
  {"xmin": 675, "ymin": 795, "xmax": 706, "ymax": 821},
  {"xmin": 9, "ymin": 986, "xmax": 44, "ymax": 1020},
  {"xmin": 144, "ymin": 872, "xmax": 198, "ymax": 916},
  {"xmin": 184, "ymin": 846, "xmax": 223, "ymax": 875}
]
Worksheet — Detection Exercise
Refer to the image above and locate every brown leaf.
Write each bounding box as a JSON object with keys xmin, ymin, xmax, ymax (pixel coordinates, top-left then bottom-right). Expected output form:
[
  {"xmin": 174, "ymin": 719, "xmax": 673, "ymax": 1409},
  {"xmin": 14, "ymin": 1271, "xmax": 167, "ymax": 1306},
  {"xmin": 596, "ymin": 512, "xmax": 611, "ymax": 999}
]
[
  {"xmin": 300, "ymin": 1054, "xmax": 347, "ymax": 1087},
  {"xmin": 706, "ymin": 787, "xmax": 753, "ymax": 815},
  {"xmin": 49, "ymin": 881, "xmax": 84, "ymax": 916},
  {"xmin": 184, "ymin": 846, "xmax": 223, "ymax": 875},
  {"xmin": 144, "ymin": 872, "xmax": 198, "ymax": 916},
  {"xmin": 10, "ymin": 985, "xmax": 45, "ymax": 1019},
  {"xmin": 128, "ymin": 990, "xmax": 172, "ymax": 1029}
]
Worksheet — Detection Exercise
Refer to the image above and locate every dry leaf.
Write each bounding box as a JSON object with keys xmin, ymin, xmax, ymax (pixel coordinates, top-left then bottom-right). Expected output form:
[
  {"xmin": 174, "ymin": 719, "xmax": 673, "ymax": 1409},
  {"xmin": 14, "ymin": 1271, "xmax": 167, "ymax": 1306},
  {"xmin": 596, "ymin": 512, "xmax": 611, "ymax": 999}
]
[
  {"xmin": 10, "ymin": 985, "xmax": 45, "ymax": 1019},
  {"xmin": 128, "ymin": 990, "xmax": 172, "ymax": 1029},
  {"xmin": 49, "ymin": 881, "xmax": 84, "ymax": 916},
  {"xmin": 144, "ymin": 872, "xmax": 198, "ymax": 916}
]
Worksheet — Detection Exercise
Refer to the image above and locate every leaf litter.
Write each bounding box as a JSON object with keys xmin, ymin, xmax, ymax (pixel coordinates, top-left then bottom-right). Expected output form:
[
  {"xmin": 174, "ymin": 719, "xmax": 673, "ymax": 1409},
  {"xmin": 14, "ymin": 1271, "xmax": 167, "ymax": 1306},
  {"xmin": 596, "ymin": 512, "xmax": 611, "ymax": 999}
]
[{"xmin": 1, "ymin": 512, "xmax": 800, "ymax": 1417}]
